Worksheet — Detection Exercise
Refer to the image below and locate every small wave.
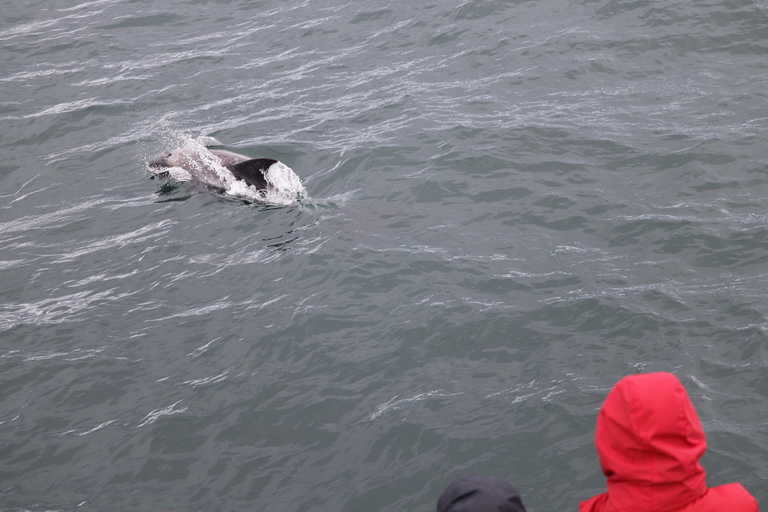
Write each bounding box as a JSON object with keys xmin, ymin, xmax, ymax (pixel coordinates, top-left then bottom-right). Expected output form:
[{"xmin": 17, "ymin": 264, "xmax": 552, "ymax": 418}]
[
  {"xmin": 0, "ymin": 289, "xmax": 139, "ymax": 332},
  {"xmin": 57, "ymin": 419, "xmax": 117, "ymax": 437},
  {"xmin": 0, "ymin": 346, "xmax": 136, "ymax": 363},
  {"xmin": 355, "ymin": 390, "xmax": 463, "ymax": 424},
  {"xmin": 187, "ymin": 337, "xmax": 221, "ymax": 358},
  {"xmin": 181, "ymin": 370, "xmax": 230, "ymax": 388},
  {"xmin": 136, "ymin": 400, "xmax": 188, "ymax": 428}
]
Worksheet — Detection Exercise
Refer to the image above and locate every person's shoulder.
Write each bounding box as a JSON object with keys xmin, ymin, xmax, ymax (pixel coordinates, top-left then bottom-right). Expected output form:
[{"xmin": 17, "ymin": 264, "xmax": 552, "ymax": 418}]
[
  {"xmin": 578, "ymin": 492, "xmax": 608, "ymax": 512},
  {"xmin": 697, "ymin": 483, "xmax": 758, "ymax": 512}
]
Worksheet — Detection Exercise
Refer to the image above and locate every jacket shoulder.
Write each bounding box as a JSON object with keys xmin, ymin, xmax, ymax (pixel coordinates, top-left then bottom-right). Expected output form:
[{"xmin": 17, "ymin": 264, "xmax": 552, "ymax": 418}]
[
  {"xmin": 579, "ymin": 492, "xmax": 608, "ymax": 512},
  {"xmin": 692, "ymin": 483, "xmax": 758, "ymax": 512}
]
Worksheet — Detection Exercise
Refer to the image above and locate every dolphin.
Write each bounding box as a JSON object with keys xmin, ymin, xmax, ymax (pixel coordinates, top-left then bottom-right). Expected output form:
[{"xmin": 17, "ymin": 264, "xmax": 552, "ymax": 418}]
[{"xmin": 146, "ymin": 145, "xmax": 281, "ymax": 192}]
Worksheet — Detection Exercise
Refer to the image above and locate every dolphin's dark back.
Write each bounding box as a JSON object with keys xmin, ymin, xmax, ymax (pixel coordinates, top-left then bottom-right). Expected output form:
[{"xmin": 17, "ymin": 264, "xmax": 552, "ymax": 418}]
[{"xmin": 229, "ymin": 158, "xmax": 277, "ymax": 190}]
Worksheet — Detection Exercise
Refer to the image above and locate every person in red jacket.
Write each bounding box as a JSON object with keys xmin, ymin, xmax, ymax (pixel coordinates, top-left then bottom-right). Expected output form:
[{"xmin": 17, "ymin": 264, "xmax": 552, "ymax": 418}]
[{"xmin": 580, "ymin": 372, "xmax": 758, "ymax": 512}]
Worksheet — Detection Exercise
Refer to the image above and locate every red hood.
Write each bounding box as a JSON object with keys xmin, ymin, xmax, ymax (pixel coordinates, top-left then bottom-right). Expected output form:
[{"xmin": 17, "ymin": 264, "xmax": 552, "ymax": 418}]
[{"xmin": 595, "ymin": 372, "xmax": 708, "ymax": 512}]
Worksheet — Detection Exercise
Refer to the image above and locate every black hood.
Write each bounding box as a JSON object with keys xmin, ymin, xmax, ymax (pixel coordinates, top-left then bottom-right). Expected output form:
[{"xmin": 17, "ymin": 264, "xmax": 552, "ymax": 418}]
[{"xmin": 437, "ymin": 475, "xmax": 527, "ymax": 512}]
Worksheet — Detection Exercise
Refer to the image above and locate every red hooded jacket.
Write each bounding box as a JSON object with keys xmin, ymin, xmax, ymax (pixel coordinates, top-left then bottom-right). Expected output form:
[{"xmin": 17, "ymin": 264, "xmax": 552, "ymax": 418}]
[{"xmin": 580, "ymin": 372, "xmax": 758, "ymax": 512}]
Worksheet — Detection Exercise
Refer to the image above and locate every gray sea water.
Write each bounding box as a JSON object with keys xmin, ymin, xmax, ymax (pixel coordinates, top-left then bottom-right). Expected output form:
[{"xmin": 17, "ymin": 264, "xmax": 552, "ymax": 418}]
[{"xmin": 2, "ymin": 0, "xmax": 768, "ymax": 510}]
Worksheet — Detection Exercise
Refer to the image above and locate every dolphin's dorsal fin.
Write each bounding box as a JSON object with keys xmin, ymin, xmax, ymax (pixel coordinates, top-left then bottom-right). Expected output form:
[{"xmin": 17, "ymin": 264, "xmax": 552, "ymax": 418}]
[
  {"xmin": 230, "ymin": 158, "xmax": 277, "ymax": 190},
  {"xmin": 197, "ymin": 135, "xmax": 223, "ymax": 147}
]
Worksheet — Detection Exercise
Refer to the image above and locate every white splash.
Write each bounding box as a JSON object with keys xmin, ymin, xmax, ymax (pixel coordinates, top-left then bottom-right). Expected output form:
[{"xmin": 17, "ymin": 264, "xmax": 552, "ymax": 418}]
[{"xmin": 227, "ymin": 160, "xmax": 306, "ymax": 205}]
